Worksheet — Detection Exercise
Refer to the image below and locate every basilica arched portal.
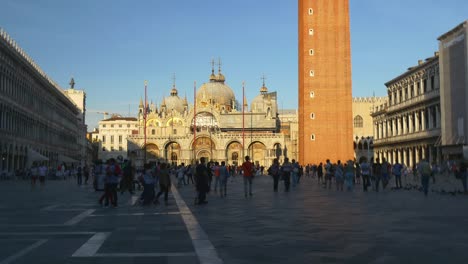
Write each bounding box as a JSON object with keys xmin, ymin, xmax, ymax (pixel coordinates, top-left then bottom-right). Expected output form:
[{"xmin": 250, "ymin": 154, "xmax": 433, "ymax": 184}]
[
  {"xmin": 247, "ymin": 142, "xmax": 267, "ymax": 166},
  {"xmin": 192, "ymin": 137, "xmax": 216, "ymax": 162}
]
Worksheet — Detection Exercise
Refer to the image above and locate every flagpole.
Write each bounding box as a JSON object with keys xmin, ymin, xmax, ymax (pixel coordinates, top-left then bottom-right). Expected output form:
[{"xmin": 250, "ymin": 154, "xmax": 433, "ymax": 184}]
[
  {"xmin": 144, "ymin": 80, "xmax": 148, "ymax": 165},
  {"xmin": 193, "ymin": 81, "xmax": 197, "ymax": 163},
  {"xmin": 242, "ymin": 81, "xmax": 245, "ymax": 158}
]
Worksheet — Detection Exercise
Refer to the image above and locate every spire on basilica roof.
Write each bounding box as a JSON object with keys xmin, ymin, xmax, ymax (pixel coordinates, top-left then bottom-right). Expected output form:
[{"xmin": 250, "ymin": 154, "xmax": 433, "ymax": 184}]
[
  {"xmin": 170, "ymin": 73, "xmax": 178, "ymax": 96},
  {"xmin": 183, "ymin": 92, "xmax": 188, "ymax": 105},
  {"xmin": 217, "ymin": 57, "xmax": 225, "ymax": 83},
  {"xmin": 139, "ymin": 97, "xmax": 143, "ymax": 107},
  {"xmin": 209, "ymin": 58, "xmax": 216, "ymax": 81},
  {"xmin": 260, "ymin": 74, "xmax": 268, "ymax": 94}
]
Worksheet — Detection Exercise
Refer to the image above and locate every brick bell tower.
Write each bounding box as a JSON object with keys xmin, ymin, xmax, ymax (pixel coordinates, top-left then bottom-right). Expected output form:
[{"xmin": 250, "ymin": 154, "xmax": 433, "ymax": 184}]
[{"xmin": 298, "ymin": 0, "xmax": 353, "ymax": 165}]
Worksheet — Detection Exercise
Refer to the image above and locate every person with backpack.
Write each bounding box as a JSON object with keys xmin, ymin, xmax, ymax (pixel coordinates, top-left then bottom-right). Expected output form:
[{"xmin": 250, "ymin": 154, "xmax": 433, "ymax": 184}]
[
  {"xmin": 120, "ymin": 160, "xmax": 135, "ymax": 195},
  {"xmin": 418, "ymin": 158, "xmax": 432, "ymax": 196},
  {"xmin": 281, "ymin": 157, "xmax": 293, "ymax": 192},
  {"xmin": 195, "ymin": 157, "xmax": 210, "ymax": 205},
  {"xmin": 155, "ymin": 163, "xmax": 171, "ymax": 205},
  {"xmin": 268, "ymin": 158, "xmax": 281, "ymax": 192},
  {"xmin": 140, "ymin": 163, "xmax": 156, "ymax": 205},
  {"xmin": 105, "ymin": 158, "xmax": 121, "ymax": 207}
]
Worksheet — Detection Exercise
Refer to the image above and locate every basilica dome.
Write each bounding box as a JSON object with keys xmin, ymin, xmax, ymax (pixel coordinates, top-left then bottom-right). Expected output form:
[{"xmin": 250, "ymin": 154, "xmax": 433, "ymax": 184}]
[
  {"xmin": 251, "ymin": 82, "xmax": 270, "ymax": 112},
  {"xmin": 162, "ymin": 87, "xmax": 186, "ymax": 113},
  {"xmin": 197, "ymin": 72, "xmax": 235, "ymax": 109}
]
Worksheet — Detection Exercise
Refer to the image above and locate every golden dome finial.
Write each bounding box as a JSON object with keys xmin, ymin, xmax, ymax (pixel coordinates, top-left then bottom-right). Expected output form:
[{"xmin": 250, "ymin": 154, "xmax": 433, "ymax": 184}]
[{"xmin": 170, "ymin": 73, "xmax": 178, "ymax": 96}]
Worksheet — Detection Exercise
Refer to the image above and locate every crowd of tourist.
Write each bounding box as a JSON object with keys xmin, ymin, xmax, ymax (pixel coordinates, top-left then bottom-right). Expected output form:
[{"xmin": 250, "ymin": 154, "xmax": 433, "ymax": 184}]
[{"xmin": 7, "ymin": 154, "xmax": 468, "ymax": 205}]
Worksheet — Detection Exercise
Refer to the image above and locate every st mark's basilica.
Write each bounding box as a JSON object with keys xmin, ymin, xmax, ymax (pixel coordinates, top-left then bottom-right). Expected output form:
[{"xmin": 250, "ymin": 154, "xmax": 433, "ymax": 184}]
[{"xmin": 126, "ymin": 66, "xmax": 288, "ymax": 168}]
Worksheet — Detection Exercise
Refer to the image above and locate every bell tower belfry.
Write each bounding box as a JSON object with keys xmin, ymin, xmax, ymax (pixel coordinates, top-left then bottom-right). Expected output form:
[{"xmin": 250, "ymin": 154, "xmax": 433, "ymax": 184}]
[{"xmin": 298, "ymin": 0, "xmax": 353, "ymax": 164}]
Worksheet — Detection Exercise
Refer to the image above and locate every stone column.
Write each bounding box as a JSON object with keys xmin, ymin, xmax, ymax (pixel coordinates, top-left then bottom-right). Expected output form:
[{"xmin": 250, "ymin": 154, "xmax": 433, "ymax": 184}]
[
  {"xmin": 421, "ymin": 109, "xmax": 426, "ymax": 131},
  {"xmin": 403, "ymin": 115, "xmax": 407, "ymax": 134},
  {"xmin": 428, "ymin": 107, "xmax": 434, "ymax": 129},
  {"xmin": 409, "ymin": 113, "xmax": 414, "ymax": 133},
  {"xmin": 436, "ymin": 105, "xmax": 441, "ymax": 128},
  {"xmin": 402, "ymin": 148, "xmax": 407, "ymax": 166},
  {"xmin": 415, "ymin": 147, "xmax": 420, "ymax": 165},
  {"xmin": 398, "ymin": 116, "xmax": 402, "ymax": 136},
  {"xmin": 422, "ymin": 145, "xmax": 427, "ymax": 160},
  {"xmin": 374, "ymin": 122, "xmax": 379, "ymax": 140},
  {"xmin": 420, "ymin": 79, "xmax": 424, "ymax": 94},
  {"xmin": 408, "ymin": 148, "xmax": 414, "ymax": 168},
  {"xmin": 415, "ymin": 112, "xmax": 420, "ymax": 132},
  {"xmin": 397, "ymin": 149, "xmax": 402, "ymax": 164}
]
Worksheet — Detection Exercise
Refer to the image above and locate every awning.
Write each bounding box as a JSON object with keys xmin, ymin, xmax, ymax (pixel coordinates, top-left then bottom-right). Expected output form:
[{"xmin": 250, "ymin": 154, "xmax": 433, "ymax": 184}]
[
  {"xmin": 27, "ymin": 149, "xmax": 49, "ymax": 162},
  {"xmin": 58, "ymin": 154, "xmax": 80, "ymax": 164},
  {"xmin": 26, "ymin": 149, "xmax": 49, "ymax": 168}
]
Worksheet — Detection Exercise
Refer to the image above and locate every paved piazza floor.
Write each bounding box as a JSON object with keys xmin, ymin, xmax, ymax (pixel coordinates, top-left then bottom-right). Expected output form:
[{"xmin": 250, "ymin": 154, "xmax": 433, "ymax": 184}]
[{"xmin": 0, "ymin": 174, "xmax": 467, "ymax": 264}]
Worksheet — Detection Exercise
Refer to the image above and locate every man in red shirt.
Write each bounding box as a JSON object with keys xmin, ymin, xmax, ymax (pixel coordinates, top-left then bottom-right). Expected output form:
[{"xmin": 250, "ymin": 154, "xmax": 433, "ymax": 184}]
[{"xmin": 242, "ymin": 156, "xmax": 254, "ymax": 197}]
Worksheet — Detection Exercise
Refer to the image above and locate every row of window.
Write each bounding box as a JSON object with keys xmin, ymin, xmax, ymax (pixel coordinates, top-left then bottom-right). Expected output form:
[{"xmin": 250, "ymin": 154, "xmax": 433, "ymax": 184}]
[
  {"xmin": 102, "ymin": 135, "xmax": 123, "ymax": 144},
  {"xmin": 101, "ymin": 124, "xmax": 137, "ymax": 128},
  {"xmin": 101, "ymin": 146, "xmax": 124, "ymax": 152},
  {"xmin": 388, "ymin": 76, "xmax": 436, "ymax": 105}
]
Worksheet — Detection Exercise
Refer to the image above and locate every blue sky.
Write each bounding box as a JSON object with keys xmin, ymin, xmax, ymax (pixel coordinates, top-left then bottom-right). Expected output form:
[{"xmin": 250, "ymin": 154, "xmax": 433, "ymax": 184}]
[{"xmin": 1, "ymin": 0, "xmax": 467, "ymax": 130}]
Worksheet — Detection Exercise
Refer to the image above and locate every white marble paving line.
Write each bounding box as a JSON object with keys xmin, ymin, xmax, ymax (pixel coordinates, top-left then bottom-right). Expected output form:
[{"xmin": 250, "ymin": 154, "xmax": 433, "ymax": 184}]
[
  {"xmin": 40, "ymin": 204, "xmax": 59, "ymax": 211},
  {"xmin": 171, "ymin": 184, "xmax": 223, "ymax": 264},
  {"xmin": 64, "ymin": 209, "xmax": 95, "ymax": 226},
  {"xmin": 93, "ymin": 252, "xmax": 197, "ymax": 257},
  {"xmin": 0, "ymin": 239, "xmax": 48, "ymax": 264},
  {"xmin": 6, "ymin": 224, "xmax": 67, "ymax": 227},
  {"xmin": 128, "ymin": 195, "xmax": 140, "ymax": 206},
  {"xmin": 72, "ymin": 232, "xmax": 111, "ymax": 257},
  {"xmin": 0, "ymin": 232, "xmax": 96, "ymax": 236},
  {"xmin": 90, "ymin": 212, "xmax": 181, "ymax": 217}
]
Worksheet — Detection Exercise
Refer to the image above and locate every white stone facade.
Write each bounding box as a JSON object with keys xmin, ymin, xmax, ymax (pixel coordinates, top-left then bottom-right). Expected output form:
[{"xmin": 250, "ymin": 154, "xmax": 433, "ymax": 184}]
[
  {"xmin": 372, "ymin": 55, "xmax": 441, "ymax": 167},
  {"xmin": 0, "ymin": 27, "xmax": 82, "ymax": 173},
  {"xmin": 97, "ymin": 117, "xmax": 138, "ymax": 162}
]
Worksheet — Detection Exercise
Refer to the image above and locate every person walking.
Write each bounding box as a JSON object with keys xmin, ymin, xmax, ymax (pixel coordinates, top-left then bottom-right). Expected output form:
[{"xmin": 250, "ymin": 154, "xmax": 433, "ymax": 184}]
[
  {"xmin": 212, "ymin": 162, "xmax": 221, "ymax": 193},
  {"xmin": 242, "ymin": 156, "xmax": 255, "ymax": 197},
  {"xmin": 360, "ymin": 158, "xmax": 371, "ymax": 192},
  {"xmin": 344, "ymin": 160, "xmax": 355, "ymax": 191},
  {"xmin": 392, "ymin": 160, "xmax": 403, "ymax": 189},
  {"xmin": 418, "ymin": 159, "xmax": 432, "ymax": 196},
  {"xmin": 381, "ymin": 158, "xmax": 390, "ymax": 189},
  {"xmin": 106, "ymin": 158, "xmax": 121, "ymax": 207},
  {"xmin": 372, "ymin": 158, "xmax": 382, "ymax": 192},
  {"xmin": 268, "ymin": 158, "xmax": 281, "ymax": 192},
  {"xmin": 195, "ymin": 157, "xmax": 210, "ymax": 205},
  {"xmin": 219, "ymin": 161, "xmax": 229, "ymax": 197},
  {"xmin": 155, "ymin": 163, "xmax": 171, "ymax": 205},
  {"xmin": 317, "ymin": 163, "xmax": 323, "ymax": 184},
  {"xmin": 30, "ymin": 163, "xmax": 38, "ymax": 188},
  {"xmin": 335, "ymin": 160, "xmax": 344, "ymax": 191},
  {"xmin": 458, "ymin": 160, "xmax": 467, "ymax": 194},
  {"xmin": 281, "ymin": 157, "xmax": 293, "ymax": 192},
  {"xmin": 120, "ymin": 160, "xmax": 135, "ymax": 195},
  {"xmin": 140, "ymin": 163, "xmax": 156, "ymax": 205},
  {"xmin": 84, "ymin": 165, "xmax": 90, "ymax": 185},
  {"xmin": 291, "ymin": 159, "xmax": 300, "ymax": 187},
  {"xmin": 325, "ymin": 159, "xmax": 333, "ymax": 189},
  {"xmin": 38, "ymin": 163, "xmax": 48, "ymax": 187},
  {"xmin": 76, "ymin": 166, "xmax": 82, "ymax": 185}
]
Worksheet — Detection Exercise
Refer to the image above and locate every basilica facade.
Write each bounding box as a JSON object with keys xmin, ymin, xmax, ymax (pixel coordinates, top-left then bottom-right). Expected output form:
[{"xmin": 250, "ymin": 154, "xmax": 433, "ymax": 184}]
[{"xmin": 126, "ymin": 68, "xmax": 286, "ymax": 168}]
